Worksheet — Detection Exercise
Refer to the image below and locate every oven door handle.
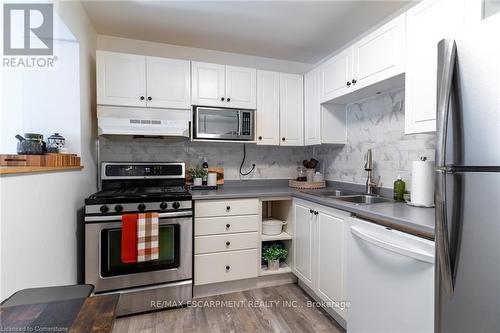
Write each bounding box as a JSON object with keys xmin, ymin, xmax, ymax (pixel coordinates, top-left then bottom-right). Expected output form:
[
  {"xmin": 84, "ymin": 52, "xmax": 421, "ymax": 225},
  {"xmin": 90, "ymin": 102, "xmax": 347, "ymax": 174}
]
[{"xmin": 85, "ymin": 210, "xmax": 192, "ymax": 222}]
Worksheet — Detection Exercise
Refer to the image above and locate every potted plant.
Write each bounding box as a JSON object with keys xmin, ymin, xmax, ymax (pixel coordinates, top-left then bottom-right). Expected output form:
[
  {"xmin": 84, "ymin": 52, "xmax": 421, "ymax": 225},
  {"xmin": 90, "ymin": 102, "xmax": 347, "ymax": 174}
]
[
  {"xmin": 188, "ymin": 166, "xmax": 207, "ymax": 186},
  {"xmin": 262, "ymin": 244, "xmax": 288, "ymax": 271}
]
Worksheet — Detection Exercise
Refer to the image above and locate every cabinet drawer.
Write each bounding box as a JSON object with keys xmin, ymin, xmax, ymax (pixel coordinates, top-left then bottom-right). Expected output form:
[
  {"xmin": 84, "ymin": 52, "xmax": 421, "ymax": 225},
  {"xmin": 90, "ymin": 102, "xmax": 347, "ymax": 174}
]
[
  {"xmin": 195, "ymin": 199, "xmax": 259, "ymax": 217},
  {"xmin": 195, "ymin": 249, "xmax": 259, "ymax": 285},
  {"xmin": 195, "ymin": 215, "xmax": 259, "ymax": 236},
  {"xmin": 195, "ymin": 232, "xmax": 259, "ymax": 254}
]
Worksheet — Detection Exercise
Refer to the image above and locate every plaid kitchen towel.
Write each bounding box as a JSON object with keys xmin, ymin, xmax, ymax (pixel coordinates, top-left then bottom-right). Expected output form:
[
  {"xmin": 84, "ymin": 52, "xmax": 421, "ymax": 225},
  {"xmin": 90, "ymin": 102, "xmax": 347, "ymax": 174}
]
[{"xmin": 137, "ymin": 212, "xmax": 159, "ymax": 262}]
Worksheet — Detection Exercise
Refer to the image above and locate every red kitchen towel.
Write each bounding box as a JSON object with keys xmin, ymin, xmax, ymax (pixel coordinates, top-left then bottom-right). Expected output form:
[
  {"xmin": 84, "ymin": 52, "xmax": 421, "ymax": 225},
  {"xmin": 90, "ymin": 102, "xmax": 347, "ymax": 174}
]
[{"xmin": 121, "ymin": 214, "xmax": 138, "ymax": 263}]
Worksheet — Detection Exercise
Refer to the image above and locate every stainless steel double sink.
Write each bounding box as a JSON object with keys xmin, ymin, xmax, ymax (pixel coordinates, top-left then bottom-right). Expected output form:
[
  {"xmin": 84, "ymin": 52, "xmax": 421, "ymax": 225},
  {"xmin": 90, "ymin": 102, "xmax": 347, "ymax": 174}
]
[{"xmin": 301, "ymin": 189, "xmax": 392, "ymax": 205}]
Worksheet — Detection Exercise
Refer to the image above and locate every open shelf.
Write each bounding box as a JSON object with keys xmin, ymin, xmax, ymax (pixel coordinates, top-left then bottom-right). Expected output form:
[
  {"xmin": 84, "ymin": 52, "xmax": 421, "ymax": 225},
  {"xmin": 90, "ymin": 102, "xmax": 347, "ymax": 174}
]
[
  {"xmin": 261, "ymin": 231, "xmax": 292, "ymax": 242},
  {"xmin": 260, "ymin": 262, "xmax": 292, "ymax": 276}
]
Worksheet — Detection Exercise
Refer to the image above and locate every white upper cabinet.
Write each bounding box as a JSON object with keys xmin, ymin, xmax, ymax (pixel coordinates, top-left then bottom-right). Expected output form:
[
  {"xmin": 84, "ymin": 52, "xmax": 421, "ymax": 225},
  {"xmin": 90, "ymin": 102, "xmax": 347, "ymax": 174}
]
[
  {"xmin": 320, "ymin": 48, "xmax": 353, "ymax": 103},
  {"xmin": 256, "ymin": 70, "xmax": 280, "ymax": 145},
  {"xmin": 405, "ymin": 0, "xmax": 464, "ymax": 134},
  {"xmin": 279, "ymin": 73, "xmax": 304, "ymax": 146},
  {"xmin": 97, "ymin": 51, "xmax": 147, "ymax": 107},
  {"xmin": 319, "ymin": 13, "xmax": 405, "ymax": 104},
  {"xmin": 225, "ymin": 65, "xmax": 257, "ymax": 109},
  {"xmin": 97, "ymin": 51, "xmax": 191, "ymax": 109},
  {"xmin": 146, "ymin": 57, "xmax": 191, "ymax": 109},
  {"xmin": 304, "ymin": 68, "xmax": 321, "ymax": 145},
  {"xmin": 191, "ymin": 62, "xmax": 256, "ymax": 109},
  {"xmin": 352, "ymin": 13, "xmax": 406, "ymax": 90},
  {"xmin": 191, "ymin": 62, "xmax": 225, "ymax": 107}
]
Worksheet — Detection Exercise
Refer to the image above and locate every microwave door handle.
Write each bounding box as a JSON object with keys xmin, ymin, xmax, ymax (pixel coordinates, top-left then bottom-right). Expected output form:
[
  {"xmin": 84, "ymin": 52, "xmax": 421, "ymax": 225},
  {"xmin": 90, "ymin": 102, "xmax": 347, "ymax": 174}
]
[{"xmin": 237, "ymin": 111, "xmax": 242, "ymax": 136}]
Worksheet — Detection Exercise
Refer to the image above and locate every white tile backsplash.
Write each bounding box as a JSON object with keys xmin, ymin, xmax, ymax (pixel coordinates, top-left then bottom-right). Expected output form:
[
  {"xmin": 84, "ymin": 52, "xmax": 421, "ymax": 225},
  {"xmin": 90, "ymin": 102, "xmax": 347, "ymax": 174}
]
[
  {"xmin": 313, "ymin": 89, "xmax": 436, "ymax": 190},
  {"xmin": 99, "ymin": 88, "xmax": 435, "ymax": 188}
]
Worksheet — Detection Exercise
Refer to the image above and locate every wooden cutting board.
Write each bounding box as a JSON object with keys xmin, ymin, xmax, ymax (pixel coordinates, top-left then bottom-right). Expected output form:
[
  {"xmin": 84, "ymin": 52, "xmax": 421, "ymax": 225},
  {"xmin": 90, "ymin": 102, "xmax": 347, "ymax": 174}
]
[{"xmin": 0, "ymin": 154, "xmax": 81, "ymax": 167}]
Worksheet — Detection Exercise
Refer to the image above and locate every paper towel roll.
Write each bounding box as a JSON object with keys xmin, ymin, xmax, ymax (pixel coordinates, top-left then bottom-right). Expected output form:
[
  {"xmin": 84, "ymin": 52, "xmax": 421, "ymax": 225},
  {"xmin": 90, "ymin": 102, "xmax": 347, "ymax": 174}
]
[{"xmin": 411, "ymin": 160, "xmax": 435, "ymax": 206}]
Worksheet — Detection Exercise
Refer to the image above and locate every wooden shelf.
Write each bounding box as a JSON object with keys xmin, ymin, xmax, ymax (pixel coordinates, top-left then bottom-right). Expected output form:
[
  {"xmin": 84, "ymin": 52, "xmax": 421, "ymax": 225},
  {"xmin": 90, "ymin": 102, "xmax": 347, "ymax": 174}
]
[
  {"xmin": 0, "ymin": 166, "xmax": 83, "ymax": 175},
  {"xmin": 261, "ymin": 263, "xmax": 292, "ymax": 276},
  {"xmin": 261, "ymin": 232, "xmax": 292, "ymax": 242}
]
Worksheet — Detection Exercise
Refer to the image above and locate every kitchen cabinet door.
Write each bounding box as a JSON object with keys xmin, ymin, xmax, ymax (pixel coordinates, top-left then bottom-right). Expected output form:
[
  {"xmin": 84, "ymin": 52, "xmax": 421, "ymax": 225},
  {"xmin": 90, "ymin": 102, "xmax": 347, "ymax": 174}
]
[
  {"xmin": 293, "ymin": 203, "xmax": 315, "ymax": 289},
  {"xmin": 405, "ymin": 0, "xmax": 464, "ymax": 134},
  {"xmin": 191, "ymin": 61, "xmax": 225, "ymax": 107},
  {"xmin": 97, "ymin": 51, "xmax": 147, "ymax": 107},
  {"xmin": 225, "ymin": 65, "xmax": 256, "ymax": 109},
  {"xmin": 146, "ymin": 57, "xmax": 191, "ymax": 109},
  {"xmin": 320, "ymin": 47, "xmax": 353, "ymax": 103},
  {"xmin": 317, "ymin": 210, "xmax": 347, "ymax": 319},
  {"xmin": 352, "ymin": 13, "xmax": 406, "ymax": 91},
  {"xmin": 279, "ymin": 73, "xmax": 304, "ymax": 146},
  {"xmin": 304, "ymin": 68, "xmax": 321, "ymax": 145},
  {"xmin": 256, "ymin": 70, "xmax": 280, "ymax": 145}
]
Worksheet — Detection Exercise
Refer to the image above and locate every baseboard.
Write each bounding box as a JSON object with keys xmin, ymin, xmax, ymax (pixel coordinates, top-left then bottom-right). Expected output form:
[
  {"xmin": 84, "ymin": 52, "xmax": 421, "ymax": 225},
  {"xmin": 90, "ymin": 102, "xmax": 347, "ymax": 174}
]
[
  {"xmin": 194, "ymin": 273, "xmax": 297, "ymax": 298},
  {"xmin": 297, "ymin": 280, "xmax": 347, "ymax": 330}
]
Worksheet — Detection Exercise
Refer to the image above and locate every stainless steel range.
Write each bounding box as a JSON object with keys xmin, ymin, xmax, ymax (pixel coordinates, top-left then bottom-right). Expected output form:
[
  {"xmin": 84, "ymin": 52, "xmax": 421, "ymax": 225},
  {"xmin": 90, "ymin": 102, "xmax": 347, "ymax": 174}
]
[{"xmin": 84, "ymin": 162, "xmax": 192, "ymax": 316}]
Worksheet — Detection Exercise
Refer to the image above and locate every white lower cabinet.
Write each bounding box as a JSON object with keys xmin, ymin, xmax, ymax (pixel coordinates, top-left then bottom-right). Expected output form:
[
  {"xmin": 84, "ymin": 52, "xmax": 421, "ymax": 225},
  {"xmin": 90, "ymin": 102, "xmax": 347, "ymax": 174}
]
[
  {"xmin": 195, "ymin": 249, "xmax": 259, "ymax": 285},
  {"xmin": 194, "ymin": 199, "xmax": 260, "ymax": 286},
  {"xmin": 293, "ymin": 203, "xmax": 315, "ymax": 288},
  {"xmin": 293, "ymin": 199, "xmax": 349, "ymax": 321}
]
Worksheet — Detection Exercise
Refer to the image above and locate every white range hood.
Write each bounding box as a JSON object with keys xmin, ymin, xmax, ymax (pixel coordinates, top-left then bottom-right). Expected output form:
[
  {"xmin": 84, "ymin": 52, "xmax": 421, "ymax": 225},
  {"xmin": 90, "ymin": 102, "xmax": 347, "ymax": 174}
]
[{"xmin": 97, "ymin": 106, "xmax": 191, "ymax": 137}]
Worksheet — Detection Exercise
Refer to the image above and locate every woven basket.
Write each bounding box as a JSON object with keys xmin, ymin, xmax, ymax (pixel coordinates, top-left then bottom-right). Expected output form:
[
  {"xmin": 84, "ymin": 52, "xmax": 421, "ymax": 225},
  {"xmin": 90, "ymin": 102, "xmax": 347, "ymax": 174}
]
[{"xmin": 289, "ymin": 179, "xmax": 326, "ymax": 189}]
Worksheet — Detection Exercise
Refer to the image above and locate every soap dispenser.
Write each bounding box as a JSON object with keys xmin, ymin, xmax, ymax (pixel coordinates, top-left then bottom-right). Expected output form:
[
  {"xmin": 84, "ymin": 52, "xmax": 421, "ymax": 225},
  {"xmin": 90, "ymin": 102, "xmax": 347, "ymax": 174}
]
[{"xmin": 393, "ymin": 175, "xmax": 406, "ymax": 202}]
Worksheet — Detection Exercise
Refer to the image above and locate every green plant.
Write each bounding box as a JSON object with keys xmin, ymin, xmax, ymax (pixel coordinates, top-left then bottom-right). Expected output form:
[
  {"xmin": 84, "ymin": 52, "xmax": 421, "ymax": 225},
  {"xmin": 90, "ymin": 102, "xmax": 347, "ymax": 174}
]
[
  {"xmin": 188, "ymin": 165, "xmax": 207, "ymax": 179},
  {"xmin": 262, "ymin": 244, "xmax": 288, "ymax": 261}
]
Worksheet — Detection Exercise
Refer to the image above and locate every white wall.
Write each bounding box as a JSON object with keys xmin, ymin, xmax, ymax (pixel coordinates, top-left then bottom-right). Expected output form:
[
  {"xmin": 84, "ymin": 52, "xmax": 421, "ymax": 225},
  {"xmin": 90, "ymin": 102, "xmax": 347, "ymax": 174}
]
[
  {"xmin": 97, "ymin": 35, "xmax": 313, "ymax": 74},
  {"xmin": 0, "ymin": 1, "xmax": 97, "ymax": 300}
]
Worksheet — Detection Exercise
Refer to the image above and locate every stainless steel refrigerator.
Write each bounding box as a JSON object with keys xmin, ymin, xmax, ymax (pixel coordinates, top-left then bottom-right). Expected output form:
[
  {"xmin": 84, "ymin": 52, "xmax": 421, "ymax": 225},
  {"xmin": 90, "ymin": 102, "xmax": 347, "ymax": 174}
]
[{"xmin": 435, "ymin": 16, "xmax": 500, "ymax": 333}]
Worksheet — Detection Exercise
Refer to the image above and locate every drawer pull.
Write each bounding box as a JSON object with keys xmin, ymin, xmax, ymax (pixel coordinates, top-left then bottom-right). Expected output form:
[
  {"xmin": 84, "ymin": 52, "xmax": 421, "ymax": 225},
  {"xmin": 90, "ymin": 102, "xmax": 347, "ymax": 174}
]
[
  {"xmin": 226, "ymin": 241, "xmax": 231, "ymax": 246},
  {"xmin": 226, "ymin": 206, "xmax": 231, "ymax": 211},
  {"xmin": 226, "ymin": 223, "xmax": 231, "ymax": 229},
  {"xmin": 225, "ymin": 265, "xmax": 231, "ymax": 271}
]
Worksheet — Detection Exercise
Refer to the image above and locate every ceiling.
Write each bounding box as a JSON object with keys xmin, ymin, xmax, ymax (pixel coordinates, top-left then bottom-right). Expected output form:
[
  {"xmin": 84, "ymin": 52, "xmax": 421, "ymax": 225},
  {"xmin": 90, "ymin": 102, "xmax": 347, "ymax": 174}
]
[{"xmin": 83, "ymin": 1, "xmax": 409, "ymax": 64}]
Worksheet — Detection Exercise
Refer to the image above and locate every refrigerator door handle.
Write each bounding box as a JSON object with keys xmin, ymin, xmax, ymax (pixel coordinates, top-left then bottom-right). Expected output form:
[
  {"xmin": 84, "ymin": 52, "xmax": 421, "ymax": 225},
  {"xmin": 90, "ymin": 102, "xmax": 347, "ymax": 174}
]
[
  {"xmin": 435, "ymin": 38, "xmax": 458, "ymax": 297},
  {"xmin": 436, "ymin": 38, "xmax": 457, "ymax": 168},
  {"xmin": 435, "ymin": 169, "xmax": 454, "ymax": 296}
]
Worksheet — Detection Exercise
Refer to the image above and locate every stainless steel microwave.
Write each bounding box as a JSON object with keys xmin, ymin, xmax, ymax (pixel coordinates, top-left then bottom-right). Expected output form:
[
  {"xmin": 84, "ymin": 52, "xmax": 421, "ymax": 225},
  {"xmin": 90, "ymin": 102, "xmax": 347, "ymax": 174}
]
[{"xmin": 193, "ymin": 106, "xmax": 255, "ymax": 141}]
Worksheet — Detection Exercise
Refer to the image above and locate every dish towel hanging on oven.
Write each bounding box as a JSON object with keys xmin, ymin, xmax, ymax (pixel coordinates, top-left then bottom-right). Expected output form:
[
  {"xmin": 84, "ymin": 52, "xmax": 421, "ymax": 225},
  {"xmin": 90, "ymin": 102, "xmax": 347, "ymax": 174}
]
[
  {"xmin": 121, "ymin": 212, "xmax": 159, "ymax": 263},
  {"xmin": 137, "ymin": 212, "xmax": 159, "ymax": 262}
]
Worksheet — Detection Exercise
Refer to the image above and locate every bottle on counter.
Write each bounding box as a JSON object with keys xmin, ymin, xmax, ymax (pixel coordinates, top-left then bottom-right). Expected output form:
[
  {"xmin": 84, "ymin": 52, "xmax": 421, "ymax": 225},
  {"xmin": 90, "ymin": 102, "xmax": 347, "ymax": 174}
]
[
  {"xmin": 202, "ymin": 157, "xmax": 209, "ymax": 186},
  {"xmin": 393, "ymin": 175, "xmax": 406, "ymax": 202}
]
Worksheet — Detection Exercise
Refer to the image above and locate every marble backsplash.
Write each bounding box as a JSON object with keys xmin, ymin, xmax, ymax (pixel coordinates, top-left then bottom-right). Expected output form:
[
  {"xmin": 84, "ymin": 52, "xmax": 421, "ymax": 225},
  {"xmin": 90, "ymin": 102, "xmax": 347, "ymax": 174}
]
[
  {"xmin": 99, "ymin": 137, "xmax": 310, "ymax": 180},
  {"xmin": 312, "ymin": 89, "xmax": 436, "ymax": 190},
  {"xmin": 99, "ymin": 88, "xmax": 435, "ymax": 188}
]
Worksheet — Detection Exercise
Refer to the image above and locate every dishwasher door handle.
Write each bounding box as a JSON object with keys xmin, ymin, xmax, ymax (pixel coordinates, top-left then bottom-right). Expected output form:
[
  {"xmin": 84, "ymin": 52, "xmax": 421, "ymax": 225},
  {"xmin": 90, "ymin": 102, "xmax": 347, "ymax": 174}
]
[{"xmin": 351, "ymin": 226, "xmax": 434, "ymax": 263}]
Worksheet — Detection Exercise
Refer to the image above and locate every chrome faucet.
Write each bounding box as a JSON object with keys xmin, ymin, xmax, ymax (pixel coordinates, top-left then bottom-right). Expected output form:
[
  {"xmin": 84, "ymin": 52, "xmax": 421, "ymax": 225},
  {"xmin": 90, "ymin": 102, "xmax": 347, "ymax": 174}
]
[{"xmin": 364, "ymin": 149, "xmax": 378, "ymax": 195}]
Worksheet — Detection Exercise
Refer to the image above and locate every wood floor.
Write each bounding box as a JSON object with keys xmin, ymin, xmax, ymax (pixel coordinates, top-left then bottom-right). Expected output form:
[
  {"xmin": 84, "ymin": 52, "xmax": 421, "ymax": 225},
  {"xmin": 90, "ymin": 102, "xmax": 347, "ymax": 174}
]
[{"xmin": 113, "ymin": 283, "xmax": 345, "ymax": 333}]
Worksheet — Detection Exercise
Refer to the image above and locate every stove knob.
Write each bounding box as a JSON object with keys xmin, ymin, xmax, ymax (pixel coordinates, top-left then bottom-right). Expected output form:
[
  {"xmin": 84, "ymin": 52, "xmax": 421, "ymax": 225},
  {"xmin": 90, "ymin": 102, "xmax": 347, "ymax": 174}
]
[
  {"xmin": 138, "ymin": 203, "xmax": 146, "ymax": 212},
  {"xmin": 160, "ymin": 202, "xmax": 168, "ymax": 210},
  {"xmin": 114, "ymin": 205, "xmax": 123, "ymax": 213},
  {"xmin": 172, "ymin": 202, "xmax": 180, "ymax": 210},
  {"xmin": 100, "ymin": 205, "xmax": 109, "ymax": 213}
]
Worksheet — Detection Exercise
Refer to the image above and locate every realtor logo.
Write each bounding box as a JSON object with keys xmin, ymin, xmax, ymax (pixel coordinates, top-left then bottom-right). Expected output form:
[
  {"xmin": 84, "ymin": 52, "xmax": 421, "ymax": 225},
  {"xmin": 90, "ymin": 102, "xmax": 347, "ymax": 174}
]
[{"xmin": 3, "ymin": 3, "xmax": 53, "ymax": 55}]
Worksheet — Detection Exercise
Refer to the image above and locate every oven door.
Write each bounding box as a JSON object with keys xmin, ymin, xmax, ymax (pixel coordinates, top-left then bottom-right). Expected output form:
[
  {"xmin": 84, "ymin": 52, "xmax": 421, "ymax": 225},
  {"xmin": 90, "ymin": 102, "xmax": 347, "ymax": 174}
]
[
  {"xmin": 85, "ymin": 211, "xmax": 192, "ymax": 293},
  {"xmin": 194, "ymin": 107, "xmax": 254, "ymax": 140}
]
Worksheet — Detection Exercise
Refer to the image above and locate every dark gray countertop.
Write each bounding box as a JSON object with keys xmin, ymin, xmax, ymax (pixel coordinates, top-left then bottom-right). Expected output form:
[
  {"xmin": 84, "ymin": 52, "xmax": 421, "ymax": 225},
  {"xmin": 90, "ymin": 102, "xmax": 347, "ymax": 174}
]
[{"xmin": 191, "ymin": 180, "xmax": 435, "ymax": 239}]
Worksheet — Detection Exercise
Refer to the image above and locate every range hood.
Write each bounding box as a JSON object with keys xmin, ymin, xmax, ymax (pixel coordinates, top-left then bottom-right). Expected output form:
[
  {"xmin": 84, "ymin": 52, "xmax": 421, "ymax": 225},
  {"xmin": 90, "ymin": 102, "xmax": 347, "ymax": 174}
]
[{"xmin": 97, "ymin": 106, "xmax": 190, "ymax": 137}]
